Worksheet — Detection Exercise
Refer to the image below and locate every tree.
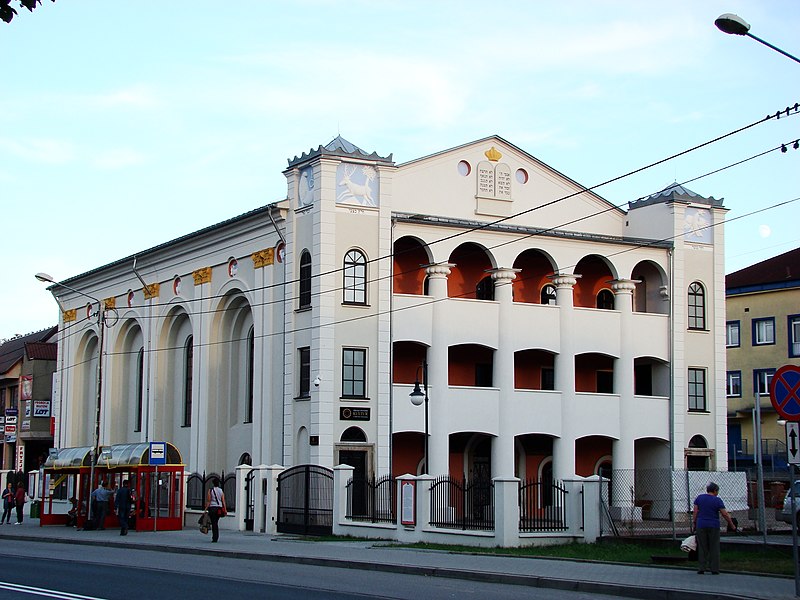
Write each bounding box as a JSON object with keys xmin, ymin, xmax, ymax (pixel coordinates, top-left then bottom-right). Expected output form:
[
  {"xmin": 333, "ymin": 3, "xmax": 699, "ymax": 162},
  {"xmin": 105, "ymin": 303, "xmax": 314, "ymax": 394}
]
[{"xmin": 1, "ymin": 0, "xmax": 56, "ymax": 24}]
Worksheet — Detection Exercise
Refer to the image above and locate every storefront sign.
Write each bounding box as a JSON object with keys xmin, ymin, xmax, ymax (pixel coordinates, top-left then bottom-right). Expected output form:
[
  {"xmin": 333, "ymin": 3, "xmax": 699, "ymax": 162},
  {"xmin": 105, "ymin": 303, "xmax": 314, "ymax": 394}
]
[
  {"xmin": 20, "ymin": 375, "xmax": 32, "ymax": 401},
  {"xmin": 33, "ymin": 400, "xmax": 51, "ymax": 417},
  {"xmin": 339, "ymin": 407, "xmax": 370, "ymax": 421},
  {"xmin": 5, "ymin": 415, "xmax": 17, "ymax": 425}
]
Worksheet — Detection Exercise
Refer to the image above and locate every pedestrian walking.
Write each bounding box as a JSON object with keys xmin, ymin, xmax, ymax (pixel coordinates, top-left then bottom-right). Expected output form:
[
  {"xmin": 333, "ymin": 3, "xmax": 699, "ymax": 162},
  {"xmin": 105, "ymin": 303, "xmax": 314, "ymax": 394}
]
[
  {"xmin": 693, "ymin": 482, "xmax": 738, "ymax": 574},
  {"xmin": 204, "ymin": 477, "xmax": 227, "ymax": 543},
  {"xmin": 1, "ymin": 482, "xmax": 13, "ymax": 524},
  {"xmin": 14, "ymin": 483, "xmax": 26, "ymax": 525},
  {"xmin": 115, "ymin": 480, "xmax": 133, "ymax": 535},
  {"xmin": 90, "ymin": 481, "xmax": 112, "ymax": 530}
]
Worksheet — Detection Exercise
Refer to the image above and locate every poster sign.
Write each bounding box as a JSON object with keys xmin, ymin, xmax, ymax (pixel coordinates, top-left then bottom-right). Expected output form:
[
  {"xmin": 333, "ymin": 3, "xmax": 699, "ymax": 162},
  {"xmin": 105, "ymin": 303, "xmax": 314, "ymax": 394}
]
[
  {"xmin": 400, "ymin": 480, "xmax": 416, "ymax": 526},
  {"xmin": 20, "ymin": 375, "xmax": 32, "ymax": 401},
  {"xmin": 33, "ymin": 400, "xmax": 51, "ymax": 418},
  {"xmin": 5, "ymin": 415, "xmax": 17, "ymax": 425}
]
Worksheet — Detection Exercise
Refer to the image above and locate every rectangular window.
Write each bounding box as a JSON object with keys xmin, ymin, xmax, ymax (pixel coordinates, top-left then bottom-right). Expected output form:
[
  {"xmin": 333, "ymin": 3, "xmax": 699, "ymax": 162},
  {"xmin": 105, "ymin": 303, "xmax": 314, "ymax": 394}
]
[
  {"xmin": 597, "ymin": 371, "xmax": 614, "ymax": 394},
  {"xmin": 789, "ymin": 315, "xmax": 800, "ymax": 358},
  {"xmin": 726, "ymin": 371, "xmax": 741, "ymax": 398},
  {"xmin": 754, "ymin": 368, "xmax": 775, "ymax": 396},
  {"xmin": 541, "ymin": 368, "xmax": 555, "ymax": 391},
  {"xmin": 752, "ymin": 317, "xmax": 775, "ymax": 346},
  {"xmin": 298, "ymin": 347, "xmax": 310, "ymax": 398},
  {"xmin": 726, "ymin": 321, "xmax": 740, "ymax": 348},
  {"xmin": 688, "ymin": 368, "xmax": 706, "ymax": 411},
  {"xmin": 342, "ymin": 348, "xmax": 367, "ymax": 398}
]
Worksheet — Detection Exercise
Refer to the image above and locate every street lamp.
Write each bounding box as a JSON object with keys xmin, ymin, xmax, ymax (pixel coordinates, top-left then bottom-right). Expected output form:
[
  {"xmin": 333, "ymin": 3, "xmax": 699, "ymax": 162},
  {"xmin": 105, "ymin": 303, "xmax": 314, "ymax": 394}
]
[
  {"xmin": 715, "ymin": 13, "xmax": 800, "ymax": 64},
  {"xmin": 409, "ymin": 362, "xmax": 429, "ymax": 475},
  {"xmin": 35, "ymin": 272, "xmax": 105, "ymax": 521}
]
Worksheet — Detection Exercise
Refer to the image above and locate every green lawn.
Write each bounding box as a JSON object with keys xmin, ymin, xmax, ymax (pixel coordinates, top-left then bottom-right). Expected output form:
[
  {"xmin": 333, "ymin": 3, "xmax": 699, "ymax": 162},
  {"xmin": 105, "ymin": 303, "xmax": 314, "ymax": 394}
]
[{"xmin": 383, "ymin": 540, "xmax": 795, "ymax": 576}]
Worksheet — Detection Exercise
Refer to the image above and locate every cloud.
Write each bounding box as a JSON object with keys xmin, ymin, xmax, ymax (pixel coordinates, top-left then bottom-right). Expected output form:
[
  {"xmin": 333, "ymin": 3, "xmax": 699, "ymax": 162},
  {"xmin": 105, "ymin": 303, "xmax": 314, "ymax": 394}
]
[
  {"xmin": 758, "ymin": 224, "xmax": 772, "ymax": 238},
  {"xmin": 92, "ymin": 148, "xmax": 147, "ymax": 169},
  {"xmin": 0, "ymin": 137, "xmax": 76, "ymax": 164},
  {"xmin": 86, "ymin": 85, "xmax": 160, "ymax": 110}
]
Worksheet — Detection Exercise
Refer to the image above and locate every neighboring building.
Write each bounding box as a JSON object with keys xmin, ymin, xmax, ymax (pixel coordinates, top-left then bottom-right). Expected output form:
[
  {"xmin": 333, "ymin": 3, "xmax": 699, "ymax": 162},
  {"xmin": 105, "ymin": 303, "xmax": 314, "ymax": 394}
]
[
  {"xmin": 726, "ymin": 247, "xmax": 800, "ymax": 476},
  {"xmin": 45, "ymin": 136, "xmax": 728, "ymax": 500},
  {"xmin": 0, "ymin": 326, "xmax": 58, "ymax": 472}
]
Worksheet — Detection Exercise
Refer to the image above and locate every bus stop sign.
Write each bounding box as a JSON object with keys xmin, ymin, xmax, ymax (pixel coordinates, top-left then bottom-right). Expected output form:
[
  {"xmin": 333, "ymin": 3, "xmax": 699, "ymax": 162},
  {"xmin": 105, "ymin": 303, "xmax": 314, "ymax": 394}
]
[
  {"xmin": 770, "ymin": 365, "xmax": 800, "ymax": 421},
  {"xmin": 149, "ymin": 441, "xmax": 167, "ymax": 465}
]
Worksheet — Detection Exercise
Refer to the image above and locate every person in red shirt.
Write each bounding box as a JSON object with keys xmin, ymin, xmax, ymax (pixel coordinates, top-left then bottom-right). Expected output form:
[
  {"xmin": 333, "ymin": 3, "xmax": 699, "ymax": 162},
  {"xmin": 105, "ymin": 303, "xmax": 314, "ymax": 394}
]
[{"xmin": 13, "ymin": 483, "xmax": 26, "ymax": 525}]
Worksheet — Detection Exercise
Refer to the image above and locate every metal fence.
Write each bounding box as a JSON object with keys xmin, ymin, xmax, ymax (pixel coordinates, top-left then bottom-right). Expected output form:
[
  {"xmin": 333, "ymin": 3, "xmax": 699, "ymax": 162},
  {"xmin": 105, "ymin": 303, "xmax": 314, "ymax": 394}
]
[
  {"xmin": 600, "ymin": 468, "xmax": 767, "ymax": 538},
  {"xmin": 429, "ymin": 476, "xmax": 494, "ymax": 531},
  {"xmin": 519, "ymin": 479, "xmax": 569, "ymax": 532},
  {"xmin": 186, "ymin": 471, "xmax": 237, "ymax": 511},
  {"xmin": 345, "ymin": 475, "xmax": 396, "ymax": 524}
]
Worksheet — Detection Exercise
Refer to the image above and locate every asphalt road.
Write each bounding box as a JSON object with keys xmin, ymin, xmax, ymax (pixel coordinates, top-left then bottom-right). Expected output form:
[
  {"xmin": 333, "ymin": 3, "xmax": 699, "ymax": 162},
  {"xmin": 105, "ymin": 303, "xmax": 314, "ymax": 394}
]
[{"xmin": 0, "ymin": 541, "xmax": 617, "ymax": 600}]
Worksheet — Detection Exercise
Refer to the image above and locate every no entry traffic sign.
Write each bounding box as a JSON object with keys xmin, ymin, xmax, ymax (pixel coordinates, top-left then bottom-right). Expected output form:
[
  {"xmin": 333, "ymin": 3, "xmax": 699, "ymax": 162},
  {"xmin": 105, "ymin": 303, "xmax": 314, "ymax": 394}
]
[{"xmin": 770, "ymin": 365, "xmax": 800, "ymax": 421}]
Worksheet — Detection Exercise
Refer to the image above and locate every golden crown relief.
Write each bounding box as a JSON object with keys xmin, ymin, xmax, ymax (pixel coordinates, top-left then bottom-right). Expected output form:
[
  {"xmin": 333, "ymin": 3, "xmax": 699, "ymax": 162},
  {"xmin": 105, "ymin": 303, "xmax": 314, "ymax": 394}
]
[{"xmin": 484, "ymin": 146, "xmax": 502, "ymax": 162}]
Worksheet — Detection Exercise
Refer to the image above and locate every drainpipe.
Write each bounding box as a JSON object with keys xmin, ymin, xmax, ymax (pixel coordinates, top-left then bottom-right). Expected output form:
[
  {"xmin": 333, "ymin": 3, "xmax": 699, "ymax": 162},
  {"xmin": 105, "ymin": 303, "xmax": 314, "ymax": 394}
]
[
  {"xmin": 267, "ymin": 204, "xmax": 287, "ymax": 466},
  {"xmin": 668, "ymin": 247, "xmax": 675, "ymax": 540},
  {"xmin": 132, "ymin": 257, "xmax": 153, "ymax": 443}
]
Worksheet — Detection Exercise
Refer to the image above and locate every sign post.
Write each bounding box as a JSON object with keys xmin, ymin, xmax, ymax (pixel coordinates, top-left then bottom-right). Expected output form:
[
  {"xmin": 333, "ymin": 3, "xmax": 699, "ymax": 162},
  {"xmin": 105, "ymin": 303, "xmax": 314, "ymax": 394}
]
[
  {"xmin": 149, "ymin": 442, "xmax": 166, "ymax": 532},
  {"xmin": 772, "ymin": 366, "xmax": 800, "ymax": 598}
]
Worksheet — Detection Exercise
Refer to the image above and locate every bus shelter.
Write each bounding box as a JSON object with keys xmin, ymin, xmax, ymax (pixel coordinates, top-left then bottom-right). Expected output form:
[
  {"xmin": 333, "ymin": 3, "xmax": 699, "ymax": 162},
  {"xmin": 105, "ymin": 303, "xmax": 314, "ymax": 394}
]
[{"xmin": 40, "ymin": 442, "xmax": 184, "ymax": 531}]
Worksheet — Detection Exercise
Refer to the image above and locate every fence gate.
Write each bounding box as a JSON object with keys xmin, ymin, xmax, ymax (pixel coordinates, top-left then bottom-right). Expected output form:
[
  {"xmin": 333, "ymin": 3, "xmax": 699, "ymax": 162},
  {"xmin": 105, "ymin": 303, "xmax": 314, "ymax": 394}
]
[
  {"xmin": 244, "ymin": 469, "xmax": 256, "ymax": 532},
  {"xmin": 277, "ymin": 464, "xmax": 334, "ymax": 535}
]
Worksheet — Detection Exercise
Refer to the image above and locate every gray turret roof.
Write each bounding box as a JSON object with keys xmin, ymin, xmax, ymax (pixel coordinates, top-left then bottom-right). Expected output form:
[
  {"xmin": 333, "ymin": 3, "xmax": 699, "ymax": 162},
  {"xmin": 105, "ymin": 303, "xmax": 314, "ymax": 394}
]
[
  {"xmin": 286, "ymin": 136, "xmax": 393, "ymax": 168},
  {"xmin": 628, "ymin": 182, "xmax": 724, "ymax": 209}
]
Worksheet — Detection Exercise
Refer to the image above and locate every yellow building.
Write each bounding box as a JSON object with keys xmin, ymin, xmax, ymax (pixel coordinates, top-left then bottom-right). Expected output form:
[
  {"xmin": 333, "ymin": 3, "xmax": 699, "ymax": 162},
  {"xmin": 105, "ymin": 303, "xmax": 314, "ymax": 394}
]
[{"xmin": 726, "ymin": 247, "xmax": 800, "ymax": 477}]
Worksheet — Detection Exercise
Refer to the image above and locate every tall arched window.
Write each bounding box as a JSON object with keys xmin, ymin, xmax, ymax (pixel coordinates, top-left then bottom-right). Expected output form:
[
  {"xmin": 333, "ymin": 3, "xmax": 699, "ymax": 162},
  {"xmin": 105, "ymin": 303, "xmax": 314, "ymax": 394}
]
[
  {"xmin": 299, "ymin": 250, "xmax": 312, "ymax": 309},
  {"xmin": 343, "ymin": 249, "xmax": 367, "ymax": 304},
  {"xmin": 688, "ymin": 282, "xmax": 706, "ymax": 330},
  {"xmin": 245, "ymin": 326, "xmax": 254, "ymax": 423},
  {"xmin": 596, "ymin": 289, "xmax": 614, "ymax": 310},
  {"xmin": 135, "ymin": 347, "xmax": 144, "ymax": 432},
  {"xmin": 183, "ymin": 335, "xmax": 193, "ymax": 427},
  {"xmin": 540, "ymin": 284, "xmax": 557, "ymax": 305}
]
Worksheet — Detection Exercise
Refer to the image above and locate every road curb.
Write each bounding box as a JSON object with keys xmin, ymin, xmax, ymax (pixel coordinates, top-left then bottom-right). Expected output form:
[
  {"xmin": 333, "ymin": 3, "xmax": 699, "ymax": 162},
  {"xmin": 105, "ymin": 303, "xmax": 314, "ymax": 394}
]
[{"xmin": 3, "ymin": 532, "xmax": 760, "ymax": 600}]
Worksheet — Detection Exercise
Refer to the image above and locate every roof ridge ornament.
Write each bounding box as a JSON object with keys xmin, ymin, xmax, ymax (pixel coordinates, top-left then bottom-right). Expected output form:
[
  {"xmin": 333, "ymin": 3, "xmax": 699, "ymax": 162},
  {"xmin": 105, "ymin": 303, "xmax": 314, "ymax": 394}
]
[{"xmin": 484, "ymin": 146, "xmax": 502, "ymax": 162}]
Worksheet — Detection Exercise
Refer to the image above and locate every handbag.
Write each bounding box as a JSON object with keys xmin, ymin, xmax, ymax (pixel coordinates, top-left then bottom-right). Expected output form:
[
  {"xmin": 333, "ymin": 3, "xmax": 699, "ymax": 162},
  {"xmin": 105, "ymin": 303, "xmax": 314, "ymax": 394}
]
[{"xmin": 680, "ymin": 534, "xmax": 697, "ymax": 552}]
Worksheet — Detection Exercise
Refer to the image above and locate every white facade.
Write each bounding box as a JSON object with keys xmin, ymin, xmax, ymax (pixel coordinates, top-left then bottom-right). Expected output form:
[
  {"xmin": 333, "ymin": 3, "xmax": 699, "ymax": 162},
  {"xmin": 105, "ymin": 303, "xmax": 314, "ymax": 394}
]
[{"xmin": 49, "ymin": 136, "xmax": 728, "ymax": 489}]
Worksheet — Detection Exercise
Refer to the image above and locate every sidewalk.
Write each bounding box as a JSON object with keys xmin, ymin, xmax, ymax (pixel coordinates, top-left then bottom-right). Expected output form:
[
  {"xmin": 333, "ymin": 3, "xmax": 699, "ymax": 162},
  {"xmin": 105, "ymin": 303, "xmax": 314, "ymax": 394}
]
[{"xmin": 1, "ymin": 519, "xmax": 797, "ymax": 600}]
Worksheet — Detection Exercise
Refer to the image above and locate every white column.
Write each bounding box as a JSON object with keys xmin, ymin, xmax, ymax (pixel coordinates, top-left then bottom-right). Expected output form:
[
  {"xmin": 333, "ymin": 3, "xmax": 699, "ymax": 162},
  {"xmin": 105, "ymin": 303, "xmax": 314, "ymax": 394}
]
[
  {"xmin": 612, "ymin": 279, "xmax": 637, "ymax": 475},
  {"xmin": 551, "ymin": 274, "xmax": 579, "ymax": 482},
  {"xmin": 490, "ymin": 267, "xmax": 519, "ymax": 479},
  {"xmin": 426, "ymin": 263, "xmax": 454, "ymax": 477}
]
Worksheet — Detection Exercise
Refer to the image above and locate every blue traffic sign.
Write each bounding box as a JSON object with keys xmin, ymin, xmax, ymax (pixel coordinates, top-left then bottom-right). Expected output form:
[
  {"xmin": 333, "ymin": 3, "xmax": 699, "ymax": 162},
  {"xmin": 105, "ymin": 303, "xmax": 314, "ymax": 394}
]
[{"xmin": 771, "ymin": 365, "xmax": 800, "ymax": 421}]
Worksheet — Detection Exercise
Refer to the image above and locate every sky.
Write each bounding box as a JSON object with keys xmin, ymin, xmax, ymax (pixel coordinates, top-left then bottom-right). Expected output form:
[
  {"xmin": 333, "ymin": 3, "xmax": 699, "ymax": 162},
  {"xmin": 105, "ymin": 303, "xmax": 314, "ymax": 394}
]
[{"xmin": 2, "ymin": 1, "xmax": 798, "ymax": 340}]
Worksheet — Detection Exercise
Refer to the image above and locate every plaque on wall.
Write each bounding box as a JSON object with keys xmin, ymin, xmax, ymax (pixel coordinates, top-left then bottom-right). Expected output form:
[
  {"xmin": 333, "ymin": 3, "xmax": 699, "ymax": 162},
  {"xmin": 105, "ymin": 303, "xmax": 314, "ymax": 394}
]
[{"xmin": 340, "ymin": 407, "xmax": 370, "ymax": 421}]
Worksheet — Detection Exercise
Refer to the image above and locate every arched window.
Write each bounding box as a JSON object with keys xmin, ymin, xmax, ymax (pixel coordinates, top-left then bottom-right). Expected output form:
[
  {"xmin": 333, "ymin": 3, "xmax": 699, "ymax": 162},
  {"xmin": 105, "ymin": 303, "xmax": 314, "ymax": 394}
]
[
  {"xmin": 343, "ymin": 249, "xmax": 367, "ymax": 304},
  {"xmin": 183, "ymin": 335, "xmax": 193, "ymax": 427},
  {"xmin": 596, "ymin": 289, "xmax": 614, "ymax": 310},
  {"xmin": 340, "ymin": 427, "xmax": 367, "ymax": 442},
  {"xmin": 688, "ymin": 282, "xmax": 705, "ymax": 330},
  {"xmin": 135, "ymin": 347, "xmax": 144, "ymax": 432},
  {"xmin": 540, "ymin": 284, "xmax": 557, "ymax": 305},
  {"xmin": 245, "ymin": 326, "xmax": 254, "ymax": 423},
  {"xmin": 238, "ymin": 453, "xmax": 252, "ymax": 466},
  {"xmin": 299, "ymin": 250, "xmax": 312, "ymax": 309}
]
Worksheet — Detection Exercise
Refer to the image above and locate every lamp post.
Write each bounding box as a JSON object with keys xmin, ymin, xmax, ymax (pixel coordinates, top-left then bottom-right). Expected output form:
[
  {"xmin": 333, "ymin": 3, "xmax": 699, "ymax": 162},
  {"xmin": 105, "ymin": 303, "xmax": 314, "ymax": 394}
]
[
  {"xmin": 409, "ymin": 362, "xmax": 429, "ymax": 475},
  {"xmin": 35, "ymin": 272, "xmax": 105, "ymax": 521},
  {"xmin": 715, "ymin": 13, "xmax": 800, "ymax": 64}
]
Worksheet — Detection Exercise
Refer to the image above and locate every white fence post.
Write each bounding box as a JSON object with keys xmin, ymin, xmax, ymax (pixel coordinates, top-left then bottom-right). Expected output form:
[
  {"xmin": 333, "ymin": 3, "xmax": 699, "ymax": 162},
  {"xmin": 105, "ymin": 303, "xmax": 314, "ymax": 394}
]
[
  {"xmin": 493, "ymin": 477, "xmax": 520, "ymax": 547},
  {"xmin": 333, "ymin": 464, "xmax": 355, "ymax": 536},
  {"xmin": 260, "ymin": 464, "xmax": 284, "ymax": 535},
  {"xmin": 581, "ymin": 475, "xmax": 601, "ymax": 542}
]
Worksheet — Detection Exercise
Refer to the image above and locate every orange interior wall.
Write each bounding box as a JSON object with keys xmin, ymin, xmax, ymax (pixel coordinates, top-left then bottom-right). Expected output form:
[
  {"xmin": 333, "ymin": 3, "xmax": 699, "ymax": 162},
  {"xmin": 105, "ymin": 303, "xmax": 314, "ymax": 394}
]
[
  {"xmin": 392, "ymin": 433, "xmax": 423, "ymax": 478},
  {"xmin": 393, "ymin": 342, "xmax": 426, "ymax": 384},
  {"xmin": 575, "ymin": 354, "xmax": 614, "ymax": 392},
  {"xmin": 512, "ymin": 251, "xmax": 553, "ymax": 304},
  {"xmin": 574, "ymin": 257, "xmax": 613, "ymax": 308},
  {"xmin": 448, "ymin": 244, "xmax": 491, "ymax": 299},
  {"xmin": 575, "ymin": 437, "xmax": 612, "ymax": 476},
  {"xmin": 393, "ymin": 238, "xmax": 428, "ymax": 295}
]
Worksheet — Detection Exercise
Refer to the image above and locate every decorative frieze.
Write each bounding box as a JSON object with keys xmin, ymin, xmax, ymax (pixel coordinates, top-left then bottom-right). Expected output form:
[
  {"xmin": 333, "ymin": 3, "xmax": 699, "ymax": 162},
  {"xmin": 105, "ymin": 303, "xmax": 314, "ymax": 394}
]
[
  {"xmin": 252, "ymin": 248, "xmax": 275, "ymax": 268},
  {"xmin": 143, "ymin": 283, "xmax": 160, "ymax": 300},
  {"xmin": 192, "ymin": 267, "xmax": 212, "ymax": 285}
]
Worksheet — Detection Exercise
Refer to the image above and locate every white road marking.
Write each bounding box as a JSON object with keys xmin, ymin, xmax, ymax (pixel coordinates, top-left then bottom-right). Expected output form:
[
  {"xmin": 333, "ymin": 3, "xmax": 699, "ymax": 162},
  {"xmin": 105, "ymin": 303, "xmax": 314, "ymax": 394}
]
[{"xmin": 0, "ymin": 582, "xmax": 107, "ymax": 600}]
